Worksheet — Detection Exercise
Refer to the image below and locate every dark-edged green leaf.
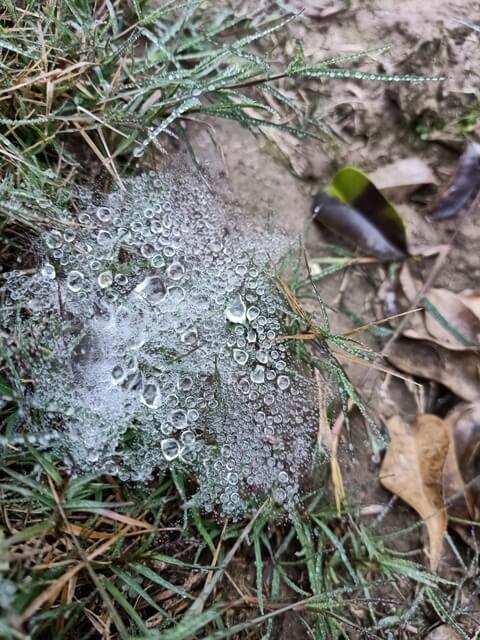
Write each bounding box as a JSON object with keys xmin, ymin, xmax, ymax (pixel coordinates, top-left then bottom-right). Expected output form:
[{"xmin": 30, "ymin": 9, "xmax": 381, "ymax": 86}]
[{"xmin": 312, "ymin": 167, "xmax": 408, "ymax": 259}]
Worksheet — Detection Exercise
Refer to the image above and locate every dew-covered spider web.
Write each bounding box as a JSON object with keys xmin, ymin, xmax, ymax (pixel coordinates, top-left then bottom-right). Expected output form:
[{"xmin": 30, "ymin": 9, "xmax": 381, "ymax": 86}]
[{"xmin": 1, "ymin": 161, "xmax": 319, "ymax": 516}]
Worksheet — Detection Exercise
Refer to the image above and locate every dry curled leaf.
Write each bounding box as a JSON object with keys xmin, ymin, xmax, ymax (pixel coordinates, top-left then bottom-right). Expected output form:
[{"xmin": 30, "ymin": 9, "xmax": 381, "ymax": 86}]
[
  {"xmin": 459, "ymin": 289, "xmax": 480, "ymax": 318},
  {"xmin": 443, "ymin": 401, "xmax": 480, "ymax": 522},
  {"xmin": 387, "ymin": 338, "xmax": 480, "ymax": 401},
  {"xmin": 425, "ymin": 625, "xmax": 462, "ymax": 640},
  {"xmin": 403, "ymin": 288, "xmax": 480, "ymax": 350},
  {"xmin": 287, "ymin": 0, "xmax": 349, "ymax": 19},
  {"xmin": 369, "ymin": 157, "xmax": 438, "ymax": 200},
  {"xmin": 397, "ymin": 265, "xmax": 480, "ymax": 350},
  {"xmin": 380, "ymin": 414, "xmax": 449, "ymax": 571},
  {"xmin": 423, "ymin": 289, "xmax": 480, "ymax": 348},
  {"xmin": 263, "ymin": 127, "xmax": 312, "ymax": 179}
]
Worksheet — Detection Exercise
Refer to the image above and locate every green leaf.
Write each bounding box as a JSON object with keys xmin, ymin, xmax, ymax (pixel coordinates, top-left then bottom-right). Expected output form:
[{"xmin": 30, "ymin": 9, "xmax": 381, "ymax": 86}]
[
  {"xmin": 287, "ymin": 40, "xmax": 305, "ymax": 75},
  {"xmin": 313, "ymin": 166, "xmax": 408, "ymax": 260},
  {"xmin": 102, "ymin": 576, "xmax": 150, "ymax": 634},
  {"xmin": 130, "ymin": 563, "xmax": 194, "ymax": 600}
]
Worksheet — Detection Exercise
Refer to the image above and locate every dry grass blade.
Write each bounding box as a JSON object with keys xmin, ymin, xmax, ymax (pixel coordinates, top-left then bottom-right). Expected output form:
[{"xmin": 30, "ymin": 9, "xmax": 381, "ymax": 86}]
[
  {"xmin": 333, "ymin": 350, "xmax": 423, "ymax": 386},
  {"xmin": 0, "ymin": 62, "xmax": 94, "ymax": 97},
  {"xmin": 340, "ymin": 308, "xmax": 423, "ymax": 338}
]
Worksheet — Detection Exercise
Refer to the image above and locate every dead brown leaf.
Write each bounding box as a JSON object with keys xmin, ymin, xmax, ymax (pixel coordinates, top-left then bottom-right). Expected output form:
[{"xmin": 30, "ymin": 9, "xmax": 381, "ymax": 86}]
[
  {"xmin": 397, "ymin": 266, "xmax": 480, "ymax": 350},
  {"xmin": 369, "ymin": 157, "xmax": 437, "ymax": 200},
  {"xmin": 425, "ymin": 625, "xmax": 462, "ymax": 640},
  {"xmin": 459, "ymin": 289, "xmax": 480, "ymax": 318},
  {"xmin": 287, "ymin": 0, "xmax": 350, "ymax": 19},
  {"xmin": 387, "ymin": 339, "xmax": 480, "ymax": 401},
  {"xmin": 443, "ymin": 401, "xmax": 480, "ymax": 522},
  {"xmin": 244, "ymin": 102, "xmax": 311, "ymax": 178},
  {"xmin": 262, "ymin": 127, "xmax": 312, "ymax": 179},
  {"xmin": 423, "ymin": 289, "xmax": 480, "ymax": 349},
  {"xmin": 380, "ymin": 414, "xmax": 449, "ymax": 571}
]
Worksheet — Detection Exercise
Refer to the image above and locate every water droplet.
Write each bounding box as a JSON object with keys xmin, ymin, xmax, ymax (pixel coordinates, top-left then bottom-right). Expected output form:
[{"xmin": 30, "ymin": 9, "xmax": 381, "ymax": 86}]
[
  {"xmin": 179, "ymin": 376, "xmax": 193, "ymax": 391},
  {"xmin": 256, "ymin": 350, "xmax": 268, "ymax": 364},
  {"xmin": 151, "ymin": 254, "xmax": 165, "ymax": 268},
  {"xmin": 111, "ymin": 365, "xmax": 125, "ymax": 385},
  {"xmin": 187, "ymin": 409, "xmax": 199, "ymax": 423},
  {"xmin": 161, "ymin": 423, "xmax": 173, "ymax": 435},
  {"xmin": 97, "ymin": 271, "xmax": 113, "ymax": 289},
  {"xmin": 45, "ymin": 230, "xmax": 63, "ymax": 249},
  {"xmin": 264, "ymin": 393, "xmax": 274, "ymax": 406},
  {"xmin": 250, "ymin": 365, "xmax": 265, "ymax": 384},
  {"xmin": 181, "ymin": 430, "xmax": 195, "ymax": 445},
  {"xmin": 169, "ymin": 409, "xmax": 187, "ymax": 430},
  {"xmin": 227, "ymin": 471, "xmax": 238, "ymax": 484},
  {"xmin": 233, "ymin": 349, "xmax": 248, "ymax": 365},
  {"xmin": 246, "ymin": 306, "xmax": 259, "ymax": 321},
  {"xmin": 225, "ymin": 294, "xmax": 246, "ymax": 324},
  {"xmin": 40, "ymin": 263, "xmax": 56, "ymax": 280},
  {"xmin": 277, "ymin": 375, "xmax": 290, "ymax": 390},
  {"xmin": 96, "ymin": 206, "xmax": 112, "ymax": 222},
  {"xmin": 78, "ymin": 213, "xmax": 91, "ymax": 224},
  {"xmin": 210, "ymin": 240, "xmax": 222, "ymax": 253},
  {"xmin": 168, "ymin": 286, "xmax": 185, "ymax": 303},
  {"xmin": 140, "ymin": 381, "xmax": 161, "ymax": 408},
  {"xmin": 278, "ymin": 471, "xmax": 289, "ymax": 483},
  {"xmin": 134, "ymin": 276, "xmax": 166, "ymax": 305},
  {"xmin": 97, "ymin": 230, "xmax": 112, "ymax": 246},
  {"xmin": 66, "ymin": 270, "xmax": 84, "ymax": 292},
  {"xmin": 115, "ymin": 273, "xmax": 128, "ymax": 286},
  {"xmin": 181, "ymin": 328, "xmax": 198, "ymax": 345},
  {"xmin": 179, "ymin": 446, "xmax": 196, "ymax": 464},
  {"xmin": 161, "ymin": 438, "xmax": 179, "ymax": 461},
  {"xmin": 238, "ymin": 378, "xmax": 250, "ymax": 394},
  {"xmin": 167, "ymin": 261, "xmax": 185, "ymax": 280},
  {"xmin": 141, "ymin": 243, "xmax": 155, "ymax": 258}
]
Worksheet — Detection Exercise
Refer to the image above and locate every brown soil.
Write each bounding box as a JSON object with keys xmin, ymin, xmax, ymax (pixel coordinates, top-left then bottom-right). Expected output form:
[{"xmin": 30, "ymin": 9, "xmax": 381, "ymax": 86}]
[{"xmin": 190, "ymin": 0, "xmax": 480, "ymax": 590}]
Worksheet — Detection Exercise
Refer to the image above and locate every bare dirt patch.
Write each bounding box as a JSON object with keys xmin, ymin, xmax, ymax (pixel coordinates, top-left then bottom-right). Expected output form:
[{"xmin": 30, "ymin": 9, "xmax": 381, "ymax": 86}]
[{"xmin": 191, "ymin": 0, "xmax": 480, "ymax": 584}]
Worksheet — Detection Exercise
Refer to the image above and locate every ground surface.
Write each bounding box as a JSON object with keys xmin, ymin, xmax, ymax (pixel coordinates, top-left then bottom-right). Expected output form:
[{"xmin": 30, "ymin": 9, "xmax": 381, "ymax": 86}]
[
  {"xmin": 190, "ymin": 0, "xmax": 480, "ymax": 634},
  {"xmin": 3, "ymin": 1, "xmax": 480, "ymax": 638}
]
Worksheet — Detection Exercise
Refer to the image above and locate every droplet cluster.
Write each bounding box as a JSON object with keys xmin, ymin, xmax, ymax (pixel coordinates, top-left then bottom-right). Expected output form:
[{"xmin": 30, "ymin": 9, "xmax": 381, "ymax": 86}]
[{"xmin": 1, "ymin": 164, "xmax": 318, "ymax": 516}]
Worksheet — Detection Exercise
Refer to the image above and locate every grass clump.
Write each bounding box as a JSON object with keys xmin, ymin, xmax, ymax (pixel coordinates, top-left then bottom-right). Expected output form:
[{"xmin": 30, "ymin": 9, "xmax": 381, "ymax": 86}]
[
  {"xmin": 2, "ymin": 447, "xmax": 476, "ymax": 639},
  {"xmin": 0, "ymin": 0, "xmax": 437, "ymax": 223}
]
